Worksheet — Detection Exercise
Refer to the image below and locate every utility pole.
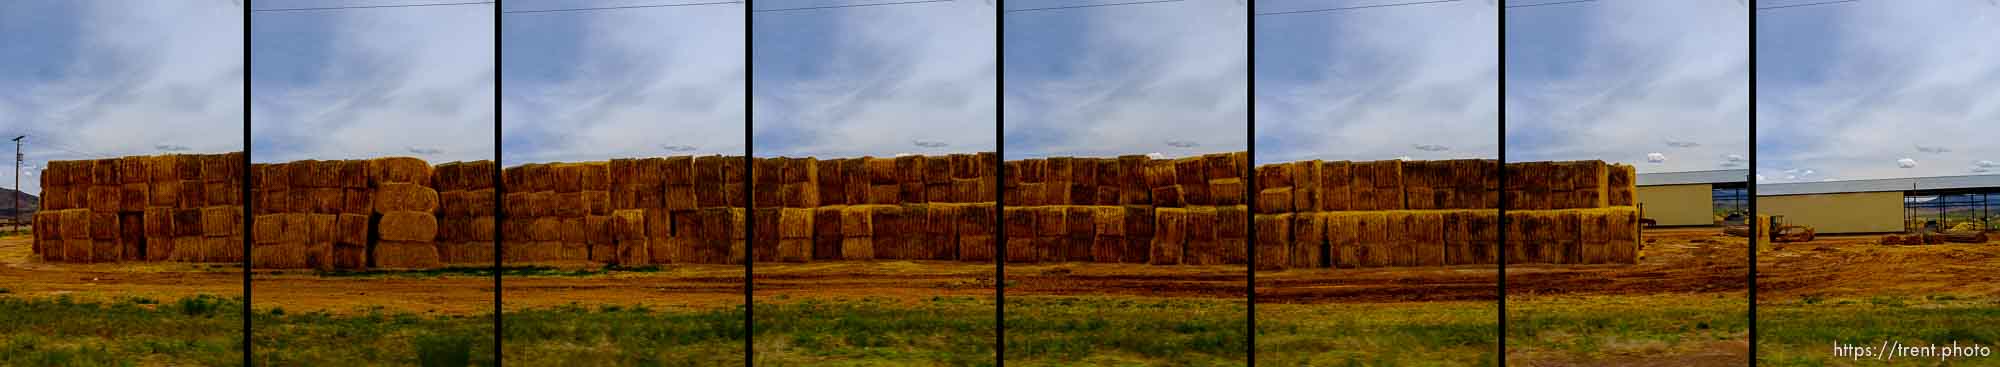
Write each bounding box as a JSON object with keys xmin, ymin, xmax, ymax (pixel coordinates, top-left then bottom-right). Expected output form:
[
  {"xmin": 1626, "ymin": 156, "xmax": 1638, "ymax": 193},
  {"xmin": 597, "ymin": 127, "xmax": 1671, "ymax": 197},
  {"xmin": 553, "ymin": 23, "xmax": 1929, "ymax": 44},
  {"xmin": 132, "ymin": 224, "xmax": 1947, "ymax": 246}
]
[{"xmin": 12, "ymin": 135, "xmax": 21, "ymax": 233}]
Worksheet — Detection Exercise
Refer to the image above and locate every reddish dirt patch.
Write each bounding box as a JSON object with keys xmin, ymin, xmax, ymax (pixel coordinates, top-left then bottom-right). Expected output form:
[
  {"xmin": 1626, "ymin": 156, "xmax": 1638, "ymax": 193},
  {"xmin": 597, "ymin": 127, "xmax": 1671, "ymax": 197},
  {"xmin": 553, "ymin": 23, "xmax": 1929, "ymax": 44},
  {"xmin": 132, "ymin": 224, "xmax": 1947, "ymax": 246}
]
[{"xmin": 1757, "ymin": 233, "xmax": 2000, "ymax": 302}]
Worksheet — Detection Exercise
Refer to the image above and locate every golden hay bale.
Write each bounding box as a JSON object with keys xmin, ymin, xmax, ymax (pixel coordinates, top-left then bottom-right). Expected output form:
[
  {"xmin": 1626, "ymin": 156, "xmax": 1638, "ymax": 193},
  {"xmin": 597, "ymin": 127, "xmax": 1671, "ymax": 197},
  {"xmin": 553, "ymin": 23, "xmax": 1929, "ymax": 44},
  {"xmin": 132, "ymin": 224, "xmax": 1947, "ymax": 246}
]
[
  {"xmin": 89, "ymin": 158, "xmax": 119, "ymax": 185},
  {"xmin": 786, "ymin": 182, "xmax": 820, "ymax": 208},
  {"xmin": 1063, "ymin": 206, "xmax": 1094, "ymax": 261},
  {"xmin": 811, "ymin": 207, "xmax": 844, "ymax": 260},
  {"xmin": 1607, "ymin": 164, "xmax": 1637, "ymax": 207},
  {"xmin": 1043, "ymin": 182, "xmax": 1073, "ymax": 205},
  {"xmin": 874, "ymin": 205, "xmax": 915, "ymax": 259},
  {"xmin": 370, "ymin": 157, "xmax": 435, "ymax": 187},
  {"xmin": 1289, "ymin": 161, "xmax": 1322, "ymax": 212},
  {"xmin": 1322, "ymin": 212, "xmax": 1358, "ymax": 268},
  {"xmin": 959, "ymin": 202, "xmax": 995, "ymax": 238},
  {"xmin": 374, "ymin": 241, "xmax": 441, "ymax": 269},
  {"xmin": 690, "ymin": 156, "xmax": 723, "ymax": 189},
  {"xmin": 374, "ymin": 183, "xmax": 439, "ymax": 213},
  {"xmin": 950, "ymin": 178, "xmax": 988, "ymax": 203},
  {"xmin": 560, "ymin": 216, "xmax": 588, "ymax": 246},
  {"xmin": 863, "ymin": 184, "xmax": 897, "ymax": 205},
  {"xmin": 206, "ymin": 181, "xmax": 238, "ymax": 207},
  {"xmin": 1551, "ymin": 210, "xmax": 1581, "ymax": 264},
  {"xmin": 552, "ymin": 163, "xmax": 585, "ymax": 193},
  {"xmin": 1407, "ymin": 211, "xmax": 1445, "ymax": 267},
  {"xmin": 251, "ymin": 242, "xmax": 308, "ymax": 269},
  {"xmin": 1013, "ymin": 159, "xmax": 1043, "ymax": 183},
  {"xmin": 1204, "ymin": 178, "xmax": 1242, "ymax": 206},
  {"xmin": 656, "ymin": 156, "xmax": 692, "ymax": 186},
  {"xmin": 1256, "ymin": 188, "xmax": 1293, "ymax": 214},
  {"xmin": 120, "ymin": 183, "xmax": 148, "ymax": 212},
  {"xmin": 662, "ymin": 184, "xmax": 696, "ymax": 211},
  {"xmin": 376, "ymin": 211, "xmax": 437, "ymax": 242},
  {"xmin": 553, "ymin": 192, "xmax": 587, "ymax": 218},
  {"xmin": 1002, "ymin": 207, "xmax": 1036, "ymax": 263},
  {"xmin": 87, "ymin": 185, "xmax": 117, "ymax": 212},
  {"xmin": 1578, "ymin": 209, "xmax": 1610, "ymax": 264},
  {"xmin": 1015, "ymin": 182, "xmax": 1045, "ymax": 206},
  {"xmin": 40, "ymin": 186, "xmax": 69, "ymax": 211},
  {"xmin": 897, "ymin": 181, "xmax": 925, "ymax": 204},
  {"xmin": 921, "ymin": 155, "xmax": 952, "ymax": 185},
  {"xmin": 117, "ymin": 213, "xmax": 143, "ymax": 260},
  {"xmin": 1151, "ymin": 208, "xmax": 1187, "ymax": 265},
  {"xmin": 1349, "ymin": 211, "xmax": 1391, "ymax": 268},
  {"xmin": 209, "ymin": 236, "xmax": 244, "ymax": 264},
  {"xmin": 1180, "ymin": 206, "xmax": 1218, "ymax": 265},
  {"xmin": 118, "ymin": 157, "xmax": 149, "ymax": 184},
  {"xmin": 1249, "ymin": 213, "xmax": 1289, "ymax": 270},
  {"xmin": 148, "ymin": 180, "xmax": 182, "ymax": 206},
  {"xmin": 751, "ymin": 208, "xmax": 781, "ymax": 262},
  {"xmin": 1150, "ymin": 185, "xmax": 1184, "ymax": 208},
  {"xmin": 1175, "ymin": 158, "xmax": 1209, "ymax": 205},
  {"xmin": 862, "ymin": 157, "xmax": 896, "ymax": 185},
  {"xmin": 841, "ymin": 159, "xmax": 870, "ymax": 205},
  {"xmin": 200, "ymin": 206, "xmax": 238, "ymax": 237},
  {"xmin": 165, "ymin": 208, "xmax": 204, "ymax": 238},
  {"xmin": 924, "ymin": 183, "xmax": 952, "ymax": 205},
  {"xmin": 1046, "ymin": 157, "xmax": 1074, "ymax": 183},
  {"xmin": 817, "ymin": 159, "xmax": 846, "ymax": 206},
  {"xmin": 1142, "ymin": 160, "xmax": 1177, "ymax": 190},
  {"xmin": 1605, "ymin": 206, "xmax": 1639, "ymax": 264},
  {"xmin": 1290, "ymin": 213, "xmax": 1324, "ymax": 269},
  {"xmin": 54, "ymin": 210, "xmax": 87, "ymax": 241},
  {"xmin": 779, "ymin": 208, "xmax": 813, "ymax": 239},
  {"xmin": 837, "ymin": 205, "xmax": 874, "ymax": 237}
]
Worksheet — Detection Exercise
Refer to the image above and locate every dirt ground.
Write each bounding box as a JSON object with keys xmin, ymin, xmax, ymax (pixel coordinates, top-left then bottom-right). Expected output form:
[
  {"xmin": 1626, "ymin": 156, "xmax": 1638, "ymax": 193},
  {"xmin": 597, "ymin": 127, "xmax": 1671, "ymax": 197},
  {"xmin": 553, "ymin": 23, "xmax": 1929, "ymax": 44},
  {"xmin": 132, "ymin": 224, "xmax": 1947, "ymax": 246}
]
[{"xmin": 1757, "ymin": 231, "xmax": 2000, "ymax": 302}]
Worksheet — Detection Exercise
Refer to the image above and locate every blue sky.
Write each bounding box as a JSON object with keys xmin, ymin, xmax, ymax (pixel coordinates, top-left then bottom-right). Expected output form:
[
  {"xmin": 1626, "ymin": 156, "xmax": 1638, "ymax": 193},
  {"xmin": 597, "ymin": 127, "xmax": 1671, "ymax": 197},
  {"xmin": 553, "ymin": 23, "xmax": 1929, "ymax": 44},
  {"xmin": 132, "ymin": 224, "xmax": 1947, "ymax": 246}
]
[
  {"xmin": 1505, "ymin": 0, "xmax": 1748, "ymax": 174},
  {"xmin": 1255, "ymin": 0, "xmax": 1496, "ymax": 165},
  {"xmin": 251, "ymin": 0, "xmax": 493, "ymax": 164},
  {"xmin": 753, "ymin": 0, "xmax": 993, "ymax": 159},
  {"xmin": 1003, "ymin": 0, "xmax": 1245, "ymax": 160},
  {"xmin": 504, "ymin": 0, "xmax": 742, "ymax": 164},
  {"xmin": 1757, "ymin": 0, "xmax": 2000, "ymax": 183},
  {"xmin": 0, "ymin": 0, "xmax": 242, "ymax": 195}
]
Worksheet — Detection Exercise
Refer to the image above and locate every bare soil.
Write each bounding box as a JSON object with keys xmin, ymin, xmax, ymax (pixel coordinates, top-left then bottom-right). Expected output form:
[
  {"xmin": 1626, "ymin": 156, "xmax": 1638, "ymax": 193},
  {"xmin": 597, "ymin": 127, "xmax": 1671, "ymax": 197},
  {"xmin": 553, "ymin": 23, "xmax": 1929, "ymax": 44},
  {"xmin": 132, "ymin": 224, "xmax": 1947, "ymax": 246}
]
[{"xmin": 1756, "ymin": 232, "xmax": 2000, "ymax": 302}]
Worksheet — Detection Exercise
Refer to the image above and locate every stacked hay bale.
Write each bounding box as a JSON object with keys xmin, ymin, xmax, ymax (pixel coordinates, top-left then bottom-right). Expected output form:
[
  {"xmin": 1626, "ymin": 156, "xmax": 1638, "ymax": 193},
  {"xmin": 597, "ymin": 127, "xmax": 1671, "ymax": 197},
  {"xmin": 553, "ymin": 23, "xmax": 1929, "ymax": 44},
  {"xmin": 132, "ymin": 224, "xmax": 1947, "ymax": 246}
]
[
  {"xmin": 1255, "ymin": 158, "xmax": 1503, "ymax": 270},
  {"xmin": 764, "ymin": 153, "xmax": 994, "ymax": 263},
  {"xmin": 370, "ymin": 157, "xmax": 440, "ymax": 269},
  {"xmin": 993, "ymin": 152, "xmax": 1246, "ymax": 265},
  {"xmin": 248, "ymin": 159, "xmax": 350, "ymax": 269},
  {"xmin": 35, "ymin": 153, "xmax": 242, "ymax": 264},
  {"xmin": 751, "ymin": 157, "xmax": 818, "ymax": 262},
  {"xmin": 1501, "ymin": 161, "xmax": 1640, "ymax": 265},
  {"xmin": 433, "ymin": 161, "xmax": 497, "ymax": 265}
]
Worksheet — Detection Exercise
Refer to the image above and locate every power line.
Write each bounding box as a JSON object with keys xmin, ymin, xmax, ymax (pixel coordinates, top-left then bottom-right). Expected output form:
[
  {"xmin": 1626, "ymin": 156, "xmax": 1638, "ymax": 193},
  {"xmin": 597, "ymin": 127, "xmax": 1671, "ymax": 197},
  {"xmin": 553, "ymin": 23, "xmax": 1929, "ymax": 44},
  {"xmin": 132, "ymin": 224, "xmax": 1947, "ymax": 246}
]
[
  {"xmin": 251, "ymin": 1, "xmax": 493, "ymax": 13},
  {"xmin": 1755, "ymin": 0, "xmax": 1858, "ymax": 10},
  {"xmin": 752, "ymin": 0, "xmax": 954, "ymax": 13},
  {"xmin": 1006, "ymin": 0, "xmax": 1183, "ymax": 13},
  {"xmin": 503, "ymin": 1, "xmax": 741, "ymax": 14},
  {"xmin": 1256, "ymin": 0, "xmax": 1458, "ymax": 16},
  {"xmin": 1504, "ymin": 0, "xmax": 1595, "ymax": 8}
]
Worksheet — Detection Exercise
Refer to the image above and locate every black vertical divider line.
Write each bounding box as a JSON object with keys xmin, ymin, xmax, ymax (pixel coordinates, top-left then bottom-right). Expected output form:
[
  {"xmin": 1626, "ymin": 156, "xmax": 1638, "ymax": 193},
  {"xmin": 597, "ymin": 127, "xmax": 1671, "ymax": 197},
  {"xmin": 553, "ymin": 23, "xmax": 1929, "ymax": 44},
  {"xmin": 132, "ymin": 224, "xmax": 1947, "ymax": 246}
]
[
  {"xmin": 744, "ymin": 2, "xmax": 756, "ymax": 365},
  {"xmin": 994, "ymin": 2, "xmax": 1006, "ymax": 365},
  {"xmin": 241, "ymin": 1, "xmax": 254, "ymax": 363},
  {"xmin": 1746, "ymin": 5, "xmax": 1757, "ymax": 365},
  {"xmin": 1495, "ymin": 3, "xmax": 1508, "ymax": 366},
  {"xmin": 1244, "ymin": 1, "xmax": 1256, "ymax": 364},
  {"xmin": 492, "ymin": 0, "xmax": 504, "ymax": 363}
]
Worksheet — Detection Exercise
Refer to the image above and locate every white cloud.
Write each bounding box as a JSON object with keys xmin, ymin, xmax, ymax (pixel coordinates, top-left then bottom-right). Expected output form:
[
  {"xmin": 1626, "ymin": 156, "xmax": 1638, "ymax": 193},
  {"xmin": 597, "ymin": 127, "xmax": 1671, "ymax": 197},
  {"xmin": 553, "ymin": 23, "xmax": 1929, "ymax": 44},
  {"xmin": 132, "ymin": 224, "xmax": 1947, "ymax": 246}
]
[
  {"xmin": 1898, "ymin": 158, "xmax": 1918, "ymax": 168},
  {"xmin": 1646, "ymin": 153, "xmax": 1667, "ymax": 163}
]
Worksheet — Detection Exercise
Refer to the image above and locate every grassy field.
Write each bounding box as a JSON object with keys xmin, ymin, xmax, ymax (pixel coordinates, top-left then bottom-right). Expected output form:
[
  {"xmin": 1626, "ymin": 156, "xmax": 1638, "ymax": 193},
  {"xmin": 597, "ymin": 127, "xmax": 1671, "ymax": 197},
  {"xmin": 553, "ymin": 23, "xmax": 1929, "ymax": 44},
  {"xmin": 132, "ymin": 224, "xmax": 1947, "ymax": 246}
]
[
  {"xmin": 1758, "ymin": 295, "xmax": 2000, "ymax": 366},
  {"xmin": 754, "ymin": 296, "xmax": 991, "ymax": 366},
  {"xmin": 0, "ymin": 294, "xmax": 243, "ymax": 366},
  {"xmin": 1508, "ymin": 294, "xmax": 1748, "ymax": 364},
  {"xmin": 1006, "ymin": 297, "xmax": 1247, "ymax": 366},
  {"xmin": 1258, "ymin": 301, "xmax": 1497, "ymax": 366}
]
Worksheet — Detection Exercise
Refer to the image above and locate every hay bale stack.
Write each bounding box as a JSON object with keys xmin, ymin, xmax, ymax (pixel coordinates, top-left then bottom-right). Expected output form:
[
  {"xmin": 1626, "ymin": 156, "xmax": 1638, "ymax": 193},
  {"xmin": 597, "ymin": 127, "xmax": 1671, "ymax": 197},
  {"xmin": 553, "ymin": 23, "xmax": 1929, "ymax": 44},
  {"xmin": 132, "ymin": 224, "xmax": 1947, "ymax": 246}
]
[
  {"xmin": 1003, "ymin": 206, "xmax": 1035, "ymax": 263},
  {"xmin": 1150, "ymin": 208, "xmax": 1186, "ymax": 265},
  {"xmin": 1091, "ymin": 206, "xmax": 1125, "ymax": 263},
  {"xmin": 817, "ymin": 159, "xmax": 846, "ymax": 206},
  {"xmin": 1032, "ymin": 206, "xmax": 1065, "ymax": 262},
  {"xmin": 1409, "ymin": 211, "xmax": 1446, "ymax": 267},
  {"xmin": 1289, "ymin": 161, "xmax": 1320, "ymax": 213},
  {"xmin": 693, "ymin": 156, "xmax": 728, "ymax": 208},
  {"xmin": 1607, "ymin": 164, "xmax": 1637, "ymax": 206},
  {"xmin": 1256, "ymin": 188, "xmax": 1292, "ymax": 214},
  {"xmin": 1064, "ymin": 206, "xmax": 1094, "ymax": 262},
  {"xmin": 1569, "ymin": 161, "xmax": 1608, "ymax": 209},
  {"xmin": 1070, "ymin": 158, "xmax": 1099, "ymax": 206},
  {"xmin": 813, "ymin": 206, "xmax": 844, "ymax": 260},
  {"xmin": 1402, "ymin": 161, "xmax": 1438, "ymax": 210},
  {"xmin": 1253, "ymin": 213, "xmax": 1290, "ymax": 270},
  {"xmin": 1217, "ymin": 205, "xmax": 1249, "ymax": 265},
  {"xmin": 610, "ymin": 209, "xmax": 649, "ymax": 266},
  {"xmin": 1184, "ymin": 206, "xmax": 1221, "ymax": 265},
  {"xmin": 958, "ymin": 203, "xmax": 995, "ymax": 262},
  {"xmin": 751, "ymin": 208, "xmax": 781, "ymax": 262},
  {"xmin": 840, "ymin": 205, "xmax": 875, "ymax": 260},
  {"xmin": 1551, "ymin": 210, "xmax": 1581, "ymax": 264},
  {"xmin": 1115, "ymin": 155, "xmax": 1151, "ymax": 205},
  {"xmin": 894, "ymin": 156, "xmax": 926, "ymax": 204},
  {"xmin": 1324, "ymin": 212, "xmax": 1358, "ymax": 268},
  {"xmin": 872, "ymin": 205, "xmax": 913, "ymax": 259},
  {"xmin": 1579, "ymin": 209, "xmax": 1610, "ymax": 264},
  {"xmin": 1317, "ymin": 161, "xmax": 1351, "ymax": 211},
  {"xmin": 1354, "ymin": 212, "xmax": 1393, "ymax": 267},
  {"xmin": 1122, "ymin": 205, "xmax": 1154, "ymax": 264},
  {"xmin": 1209, "ymin": 178, "xmax": 1245, "ymax": 206},
  {"xmin": 1175, "ymin": 157, "xmax": 1209, "ymax": 206},
  {"xmin": 248, "ymin": 214, "xmax": 299, "ymax": 268},
  {"xmin": 1291, "ymin": 213, "xmax": 1324, "ymax": 269},
  {"xmin": 924, "ymin": 204, "xmax": 961, "ymax": 261},
  {"xmin": 1606, "ymin": 206, "xmax": 1639, "ymax": 264}
]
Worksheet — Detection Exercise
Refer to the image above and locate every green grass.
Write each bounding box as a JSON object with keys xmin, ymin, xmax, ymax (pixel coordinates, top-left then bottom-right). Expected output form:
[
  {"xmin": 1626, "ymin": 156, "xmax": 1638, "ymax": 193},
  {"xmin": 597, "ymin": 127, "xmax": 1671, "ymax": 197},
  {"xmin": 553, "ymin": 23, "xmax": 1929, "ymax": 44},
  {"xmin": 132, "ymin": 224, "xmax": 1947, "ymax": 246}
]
[
  {"xmin": 755, "ymin": 296, "xmax": 994, "ymax": 366},
  {"xmin": 504, "ymin": 303, "xmax": 745, "ymax": 366},
  {"xmin": 0, "ymin": 294, "xmax": 243, "ymax": 366},
  {"xmin": 1759, "ymin": 296, "xmax": 2000, "ymax": 366},
  {"xmin": 1508, "ymin": 294, "xmax": 1747, "ymax": 363},
  {"xmin": 1008, "ymin": 297, "xmax": 1247, "ymax": 366},
  {"xmin": 1259, "ymin": 301, "xmax": 1497, "ymax": 366},
  {"xmin": 253, "ymin": 306, "xmax": 495, "ymax": 366}
]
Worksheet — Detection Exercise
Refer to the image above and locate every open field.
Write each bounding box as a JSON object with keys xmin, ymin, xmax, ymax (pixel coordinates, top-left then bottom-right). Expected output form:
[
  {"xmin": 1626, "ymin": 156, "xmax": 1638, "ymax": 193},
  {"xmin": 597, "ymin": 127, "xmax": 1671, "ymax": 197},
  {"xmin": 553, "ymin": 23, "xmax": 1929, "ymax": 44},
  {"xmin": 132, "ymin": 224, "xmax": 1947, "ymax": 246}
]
[
  {"xmin": 1506, "ymin": 227, "xmax": 1750, "ymax": 366},
  {"xmin": 1757, "ymin": 233, "xmax": 2000, "ymax": 366}
]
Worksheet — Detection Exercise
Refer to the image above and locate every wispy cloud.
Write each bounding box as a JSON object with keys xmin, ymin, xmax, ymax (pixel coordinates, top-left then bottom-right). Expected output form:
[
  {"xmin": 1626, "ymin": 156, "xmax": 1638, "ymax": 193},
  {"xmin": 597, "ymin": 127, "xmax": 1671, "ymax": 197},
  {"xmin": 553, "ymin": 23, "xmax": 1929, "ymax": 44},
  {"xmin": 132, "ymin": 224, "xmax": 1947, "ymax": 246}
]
[
  {"xmin": 1258, "ymin": 1, "xmax": 1492, "ymax": 164},
  {"xmin": 1008, "ymin": 0, "xmax": 1243, "ymax": 160},
  {"xmin": 253, "ymin": 2, "xmax": 493, "ymax": 164},
  {"xmin": 0, "ymin": 1, "xmax": 242, "ymax": 194}
]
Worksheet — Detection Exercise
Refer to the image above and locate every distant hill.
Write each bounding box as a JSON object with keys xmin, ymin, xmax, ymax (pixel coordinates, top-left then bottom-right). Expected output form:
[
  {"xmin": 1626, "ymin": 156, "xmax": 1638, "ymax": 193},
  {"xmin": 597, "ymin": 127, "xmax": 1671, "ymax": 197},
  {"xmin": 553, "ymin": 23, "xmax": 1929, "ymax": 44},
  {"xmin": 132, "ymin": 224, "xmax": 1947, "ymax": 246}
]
[{"xmin": 0, "ymin": 188, "xmax": 37, "ymax": 219}]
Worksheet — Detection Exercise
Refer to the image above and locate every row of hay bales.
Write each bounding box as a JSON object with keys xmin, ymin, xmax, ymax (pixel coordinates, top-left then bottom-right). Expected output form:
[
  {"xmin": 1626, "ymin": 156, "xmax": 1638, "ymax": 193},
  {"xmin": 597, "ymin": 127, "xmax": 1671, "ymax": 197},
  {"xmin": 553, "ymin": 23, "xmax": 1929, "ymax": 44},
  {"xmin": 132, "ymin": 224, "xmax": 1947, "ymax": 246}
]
[
  {"xmin": 1253, "ymin": 159, "xmax": 1501, "ymax": 213},
  {"xmin": 248, "ymin": 157, "xmax": 453, "ymax": 270},
  {"xmin": 498, "ymin": 156, "xmax": 748, "ymax": 266},
  {"xmin": 33, "ymin": 153, "xmax": 244, "ymax": 263},
  {"xmin": 1502, "ymin": 160, "xmax": 1637, "ymax": 210},
  {"xmin": 792, "ymin": 153, "xmax": 999, "ymax": 206},
  {"xmin": 1003, "ymin": 153, "xmax": 1249, "ymax": 207}
]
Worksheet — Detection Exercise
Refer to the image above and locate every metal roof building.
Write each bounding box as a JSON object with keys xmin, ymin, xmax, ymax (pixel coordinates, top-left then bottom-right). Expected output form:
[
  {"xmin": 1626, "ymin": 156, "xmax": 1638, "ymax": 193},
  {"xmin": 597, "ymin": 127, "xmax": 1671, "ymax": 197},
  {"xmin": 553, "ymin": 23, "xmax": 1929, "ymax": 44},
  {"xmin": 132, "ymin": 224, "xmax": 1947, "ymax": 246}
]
[
  {"xmin": 1757, "ymin": 174, "xmax": 2000, "ymax": 234},
  {"xmin": 1633, "ymin": 169, "xmax": 1748, "ymax": 227}
]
